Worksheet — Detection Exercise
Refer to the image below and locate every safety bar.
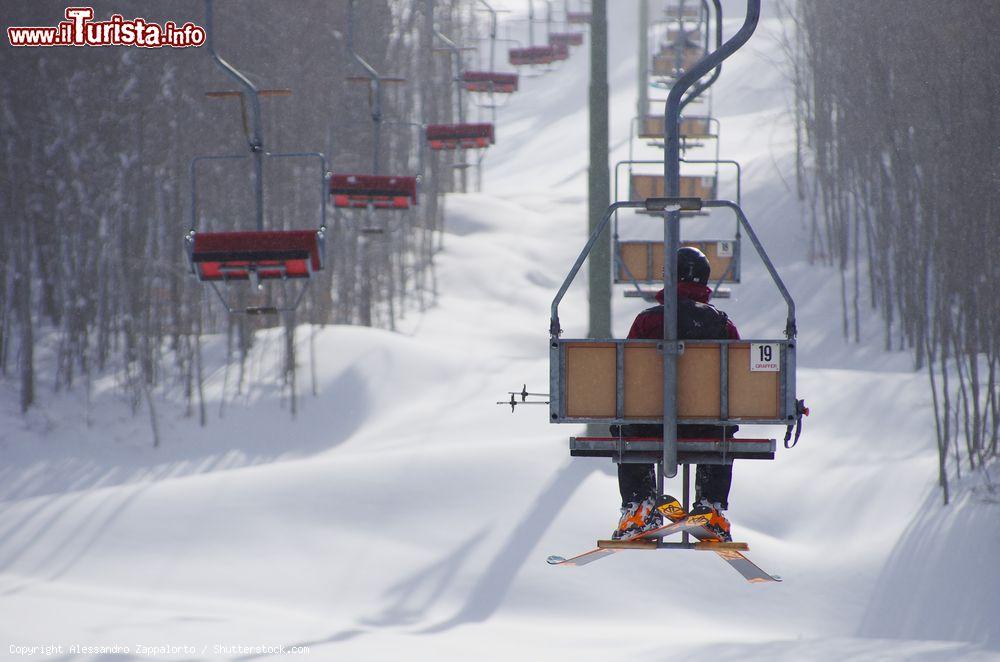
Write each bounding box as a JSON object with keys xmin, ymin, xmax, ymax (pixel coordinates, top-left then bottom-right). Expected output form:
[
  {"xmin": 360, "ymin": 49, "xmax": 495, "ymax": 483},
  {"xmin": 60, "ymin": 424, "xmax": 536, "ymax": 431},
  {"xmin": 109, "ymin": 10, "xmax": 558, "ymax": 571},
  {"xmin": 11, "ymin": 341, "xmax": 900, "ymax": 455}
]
[{"xmin": 189, "ymin": 152, "xmax": 328, "ymax": 235}]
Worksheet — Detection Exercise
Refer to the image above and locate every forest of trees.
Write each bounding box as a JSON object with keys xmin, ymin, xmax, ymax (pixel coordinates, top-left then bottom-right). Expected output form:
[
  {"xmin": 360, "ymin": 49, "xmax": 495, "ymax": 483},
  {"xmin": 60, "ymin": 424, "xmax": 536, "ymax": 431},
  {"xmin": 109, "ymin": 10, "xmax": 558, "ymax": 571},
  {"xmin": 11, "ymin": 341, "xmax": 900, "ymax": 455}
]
[
  {"xmin": 0, "ymin": 1, "xmax": 484, "ymax": 432},
  {"xmin": 791, "ymin": 1, "xmax": 1000, "ymax": 502}
]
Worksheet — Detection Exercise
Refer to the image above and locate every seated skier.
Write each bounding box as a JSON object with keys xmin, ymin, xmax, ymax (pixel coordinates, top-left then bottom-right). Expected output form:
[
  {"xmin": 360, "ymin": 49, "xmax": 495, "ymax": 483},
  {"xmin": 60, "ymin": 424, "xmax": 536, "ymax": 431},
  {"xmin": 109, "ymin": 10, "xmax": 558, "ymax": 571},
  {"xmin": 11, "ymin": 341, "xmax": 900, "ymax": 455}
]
[{"xmin": 612, "ymin": 246, "xmax": 738, "ymax": 542}]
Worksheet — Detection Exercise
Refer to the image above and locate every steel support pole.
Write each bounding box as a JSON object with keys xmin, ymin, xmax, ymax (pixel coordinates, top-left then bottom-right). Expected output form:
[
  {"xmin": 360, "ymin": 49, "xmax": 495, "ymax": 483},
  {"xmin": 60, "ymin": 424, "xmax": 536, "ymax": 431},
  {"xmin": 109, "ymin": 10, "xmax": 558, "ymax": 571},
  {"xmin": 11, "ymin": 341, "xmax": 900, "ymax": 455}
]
[{"xmin": 587, "ymin": 0, "xmax": 610, "ymax": 341}]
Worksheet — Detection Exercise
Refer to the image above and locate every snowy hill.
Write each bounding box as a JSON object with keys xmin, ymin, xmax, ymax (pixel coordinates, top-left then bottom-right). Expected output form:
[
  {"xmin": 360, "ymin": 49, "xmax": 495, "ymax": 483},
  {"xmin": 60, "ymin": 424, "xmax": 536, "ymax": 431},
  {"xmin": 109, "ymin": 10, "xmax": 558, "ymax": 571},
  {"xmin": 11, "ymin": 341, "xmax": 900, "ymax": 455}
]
[{"xmin": 1, "ymin": 3, "xmax": 998, "ymax": 661}]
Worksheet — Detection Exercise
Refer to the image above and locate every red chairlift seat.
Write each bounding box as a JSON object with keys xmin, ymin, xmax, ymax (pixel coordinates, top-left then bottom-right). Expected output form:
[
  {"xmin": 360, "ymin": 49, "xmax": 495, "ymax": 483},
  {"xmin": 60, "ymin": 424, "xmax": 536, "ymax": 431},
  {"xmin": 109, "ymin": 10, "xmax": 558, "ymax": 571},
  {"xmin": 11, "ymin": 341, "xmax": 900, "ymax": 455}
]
[
  {"xmin": 509, "ymin": 46, "xmax": 559, "ymax": 66},
  {"xmin": 329, "ymin": 173, "xmax": 418, "ymax": 209},
  {"xmin": 567, "ymin": 12, "xmax": 592, "ymax": 24},
  {"xmin": 426, "ymin": 123, "xmax": 495, "ymax": 150},
  {"xmin": 549, "ymin": 32, "xmax": 585, "ymax": 47},
  {"xmin": 189, "ymin": 230, "xmax": 324, "ymax": 281},
  {"xmin": 462, "ymin": 71, "xmax": 519, "ymax": 93}
]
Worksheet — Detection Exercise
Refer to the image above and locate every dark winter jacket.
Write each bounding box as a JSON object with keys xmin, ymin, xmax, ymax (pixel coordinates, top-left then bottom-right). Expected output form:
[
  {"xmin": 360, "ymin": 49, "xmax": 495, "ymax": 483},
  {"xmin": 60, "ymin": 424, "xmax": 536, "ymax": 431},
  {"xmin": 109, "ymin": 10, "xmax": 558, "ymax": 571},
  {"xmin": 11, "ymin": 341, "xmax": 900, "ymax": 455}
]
[
  {"xmin": 626, "ymin": 282, "xmax": 740, "ymax": 342},
  {"xmin": 616, "ymin": 282, "xmax": 739, "ymax": 439}
]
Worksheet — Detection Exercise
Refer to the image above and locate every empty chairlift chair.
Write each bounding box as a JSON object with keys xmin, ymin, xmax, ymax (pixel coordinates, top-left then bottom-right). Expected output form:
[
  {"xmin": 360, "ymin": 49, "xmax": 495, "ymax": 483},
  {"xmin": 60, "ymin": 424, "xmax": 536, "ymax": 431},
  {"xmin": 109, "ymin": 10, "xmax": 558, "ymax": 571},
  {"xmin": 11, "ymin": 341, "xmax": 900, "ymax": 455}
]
[
  {"xmin": 329, "ymin": 174, "xmax": 418, "ymax": 210},
  {"xmin": 187, "ymin": 0, "xmax": 328, "ymax": 316},
  {"xmin": 653, "ymin": 45, "xmax": 703, "ymax": 77},
  {"xmin": 190, "ymin": 230, "xmax": 324, "ymax": 283},
  {"xmin": 462, "ymin": 71, "xmax": 519, "ymax": 94},
  {"xmin": 425, "ymin": 123, "xmax": 495, "ymax": 150},
  {"xmin": 509, "ymin": 45, "xmax": 561, "ymax": 66},
  {"xmin": 638, "ymin": 115, "xmax": 718, "ymax": 143},
  {"xmin": 548, "ymin": 32, "xmax": 584, "ymax": 47}
]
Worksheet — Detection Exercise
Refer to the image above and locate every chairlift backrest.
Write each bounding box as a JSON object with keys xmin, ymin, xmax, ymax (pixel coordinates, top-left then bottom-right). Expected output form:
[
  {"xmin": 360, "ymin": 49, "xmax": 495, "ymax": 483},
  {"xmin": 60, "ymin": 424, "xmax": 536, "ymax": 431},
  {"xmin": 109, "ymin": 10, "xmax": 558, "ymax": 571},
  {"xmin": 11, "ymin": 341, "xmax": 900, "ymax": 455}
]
[
  {"xmin": 653, "ymin": 47, "xmax": 702, "ymax": 76},
  {"xmin": 616, "ymin": 240, "xmax": 739, "ymax": 284},
  {"xmin": 552, "ymin": 339, "xmax": 794, "ymax": 424},
  {"xmin": 630, "ymin": 173, "xmax": 715, "ymax": 201}
]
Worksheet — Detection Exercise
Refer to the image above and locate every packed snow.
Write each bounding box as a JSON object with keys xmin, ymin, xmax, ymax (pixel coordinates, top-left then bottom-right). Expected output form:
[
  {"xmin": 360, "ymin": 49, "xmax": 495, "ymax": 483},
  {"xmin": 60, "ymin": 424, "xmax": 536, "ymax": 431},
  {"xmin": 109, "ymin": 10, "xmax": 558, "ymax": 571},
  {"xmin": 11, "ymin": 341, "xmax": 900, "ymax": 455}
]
[{"xmin": 1, "ymin": 3, "xmax": 997, "ymax": 661}]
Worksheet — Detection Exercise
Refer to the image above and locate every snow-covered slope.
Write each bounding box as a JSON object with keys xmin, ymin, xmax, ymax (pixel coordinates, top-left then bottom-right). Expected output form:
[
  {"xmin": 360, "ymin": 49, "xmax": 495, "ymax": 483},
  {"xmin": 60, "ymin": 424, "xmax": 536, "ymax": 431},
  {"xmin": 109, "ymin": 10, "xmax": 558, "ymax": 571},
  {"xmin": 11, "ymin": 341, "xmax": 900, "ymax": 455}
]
[{"xmin": 1, "ymin": 4, "xmax": 997, "ymax": 661}]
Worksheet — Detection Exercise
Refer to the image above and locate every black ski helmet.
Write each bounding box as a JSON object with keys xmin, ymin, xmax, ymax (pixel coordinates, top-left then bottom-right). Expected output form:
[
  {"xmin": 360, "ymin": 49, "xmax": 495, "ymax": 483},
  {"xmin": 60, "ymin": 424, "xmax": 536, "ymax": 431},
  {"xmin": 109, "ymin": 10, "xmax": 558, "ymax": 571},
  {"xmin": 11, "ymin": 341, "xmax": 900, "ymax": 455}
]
[{"xmin": 677, "ymin": 246, "xmax": 711, "ymax": 285}]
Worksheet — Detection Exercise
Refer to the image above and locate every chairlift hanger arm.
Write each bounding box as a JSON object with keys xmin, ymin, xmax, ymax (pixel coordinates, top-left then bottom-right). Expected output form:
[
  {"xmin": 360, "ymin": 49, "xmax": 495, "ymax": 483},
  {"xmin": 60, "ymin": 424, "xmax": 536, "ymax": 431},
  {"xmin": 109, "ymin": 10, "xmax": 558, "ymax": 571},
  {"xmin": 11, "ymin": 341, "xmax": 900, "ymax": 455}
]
[
  {"xmin": 680, "ymin": 0, "xmax": 723, "ymax": 112},
  {"xmin": 663, "ymin": 0, "xmax": 760, "ymax": 480},
  {"xmin": 204, "ymin": 0, "xmax": 264, "ymax": 153},
  {"xmin": 346, "ymin": 0, "xmax": 381, "ymax": 82},
  {"xmin": 427, "ymin": 0, "xmax": 467, "ymax": 122}
]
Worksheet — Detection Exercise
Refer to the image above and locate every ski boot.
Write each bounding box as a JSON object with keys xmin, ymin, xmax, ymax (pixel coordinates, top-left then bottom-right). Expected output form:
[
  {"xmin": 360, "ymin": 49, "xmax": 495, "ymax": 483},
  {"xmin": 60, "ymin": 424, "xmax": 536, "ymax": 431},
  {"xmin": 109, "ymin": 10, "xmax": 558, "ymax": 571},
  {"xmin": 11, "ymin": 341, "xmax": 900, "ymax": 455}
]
[
  {"xmin": 689, "ymin": 500, "xmax": 732, "ymax": 542},
  {"xmin": 612, "ymin": 496, "xmax": 662, "ymax": 540}
]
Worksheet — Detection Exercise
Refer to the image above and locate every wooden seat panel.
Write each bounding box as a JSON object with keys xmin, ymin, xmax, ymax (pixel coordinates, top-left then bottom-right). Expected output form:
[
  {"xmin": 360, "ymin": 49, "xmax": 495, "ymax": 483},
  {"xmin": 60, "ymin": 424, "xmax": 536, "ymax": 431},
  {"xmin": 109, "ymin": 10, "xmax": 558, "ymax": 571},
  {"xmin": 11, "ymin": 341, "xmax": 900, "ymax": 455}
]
[{"xmin": 557, "ymin": 340, "xmax": 790, "ymax": 424}]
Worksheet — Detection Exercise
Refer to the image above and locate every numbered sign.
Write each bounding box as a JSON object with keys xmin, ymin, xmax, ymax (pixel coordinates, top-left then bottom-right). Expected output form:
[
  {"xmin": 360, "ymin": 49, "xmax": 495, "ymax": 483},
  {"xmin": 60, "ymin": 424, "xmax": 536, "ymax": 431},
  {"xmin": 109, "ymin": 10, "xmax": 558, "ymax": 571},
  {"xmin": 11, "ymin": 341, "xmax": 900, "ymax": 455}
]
[
  {"xmin": 750, "ymin": 343, "xmax": 780, "ymax": 372},
  {"xmin": 717, "ymin": 241, "xmax": 734, "ymax": 258}
]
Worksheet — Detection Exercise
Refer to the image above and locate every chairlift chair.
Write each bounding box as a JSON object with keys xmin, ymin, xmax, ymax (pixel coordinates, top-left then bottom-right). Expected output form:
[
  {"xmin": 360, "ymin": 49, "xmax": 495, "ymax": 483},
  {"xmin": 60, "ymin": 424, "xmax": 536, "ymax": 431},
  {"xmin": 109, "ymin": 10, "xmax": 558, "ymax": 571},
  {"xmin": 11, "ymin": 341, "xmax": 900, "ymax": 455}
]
[
  {"xmin": 653, "ymin": 47, "xmax": 702, "ymax": 77},
  {"xmin": 638, "ymin": 115, "xmax": 719, "ymax": 143},
  {"xmin": 614, "ymin": 154, "xmax": 742, "ymax": 295},
  {"xmin": 462, "ymin": 70, "xmax": 519, "ymax": 93},
  {"xmin": 548, "ymin": 32, "xmax": 584, "ymax": 47},
  {"xmin": 509, "ymin": 45, "xmax": 560, "ymax": 66},
  {"xmin": 425, "ymin": 123, "xmax": 495, "ymax": 150},
  {"xmin": 190, "ymin": 229, "xmax": 324, "ymax": 279},
  {"xmin": 538, "ymin": 0, "xmax": 804, "ymax": 581},
  {"xmin": 329, "ymin": 174, "xmax": 418, "ymax": 210},
  {"xmin": 187, "ymin": 0, "xmax": 327, "ymax": 316},
  {"xmin": 550, "ymin": 197, "xmax": 803, "ymax": 469},
  {"xmin": 335, "ymin": 1, "xmax": 421, "ymax": 214}
]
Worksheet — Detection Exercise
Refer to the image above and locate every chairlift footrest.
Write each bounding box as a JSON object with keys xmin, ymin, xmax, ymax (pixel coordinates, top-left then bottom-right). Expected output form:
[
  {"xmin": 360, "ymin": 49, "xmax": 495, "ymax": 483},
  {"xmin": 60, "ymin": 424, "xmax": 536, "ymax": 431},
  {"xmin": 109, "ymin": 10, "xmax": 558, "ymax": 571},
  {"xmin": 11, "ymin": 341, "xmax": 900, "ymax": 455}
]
[{"xmin": 568, "ymin": 436, "xmax": 776, "ymax": 464}]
